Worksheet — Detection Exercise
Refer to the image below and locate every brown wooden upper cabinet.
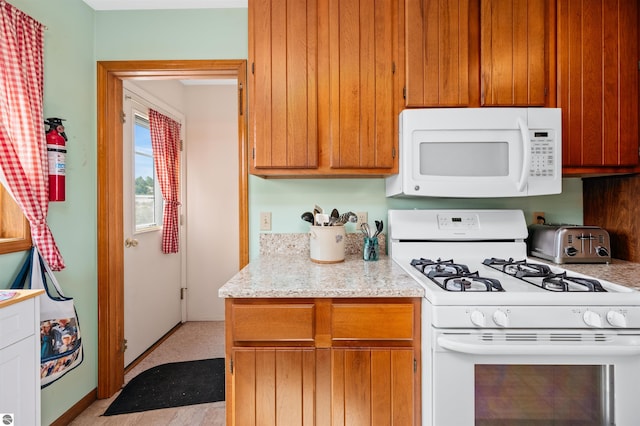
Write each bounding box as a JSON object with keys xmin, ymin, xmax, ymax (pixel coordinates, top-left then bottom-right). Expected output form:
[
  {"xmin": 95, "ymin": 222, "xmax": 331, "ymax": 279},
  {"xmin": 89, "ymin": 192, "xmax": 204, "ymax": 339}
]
[
  {"xmin": 557, "ymin": 0, "xmax": 640, "ymax": 175},
  {"xmin": 480, "ymin": 0, "xmax": 549, "ymax": 106},
  {"xmin": 248, "ymin": 0, "xmax": 399, "ymax": 177},
  {"xmin": 403, "ymin": 0, "xmax": 553, "ymax": 107},
  {"xmin": 248, "ymin": 0, "xmax": 319, "ymax": 171},
  {"xmin": 404, "ymin": 0, "xmax": 471, "ymax": 106}
]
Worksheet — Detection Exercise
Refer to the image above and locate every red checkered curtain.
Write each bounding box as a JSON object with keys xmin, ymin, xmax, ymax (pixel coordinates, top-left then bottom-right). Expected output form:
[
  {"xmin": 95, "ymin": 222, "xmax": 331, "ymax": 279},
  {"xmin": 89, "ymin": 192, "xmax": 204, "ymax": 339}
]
[
  {"xmin": 149, "ymin": 109, "xmax": 181, "ymax": 254},
  {"xmin": 0, "ymin": 2, "xmax": 64, "ymax": 270}
]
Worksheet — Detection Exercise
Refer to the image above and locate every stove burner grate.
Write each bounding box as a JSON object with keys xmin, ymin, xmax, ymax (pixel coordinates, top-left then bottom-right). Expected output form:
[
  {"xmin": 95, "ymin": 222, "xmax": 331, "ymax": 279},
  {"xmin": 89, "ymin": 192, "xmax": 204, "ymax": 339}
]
[
  {"xmin": 542, "ymin": 272, "xmax": 607, "ymax": 292},
  {"xmin": 483, "ymin": 258, "xmax": 607, "ymax": 292},
  {"xmin": 482, "ymin": 257, "xmax": 551, "ymax": 278},
  {"xmin": 410, "ymin": 258, "xmax": 470, "ymax": 275},
  {"xmin": 411, "ymin": 258, "xmax": 504, "ymax": 292},
  {"xmin": 429, "ymin": 271, "xmax": 505, "ymax": 292}
]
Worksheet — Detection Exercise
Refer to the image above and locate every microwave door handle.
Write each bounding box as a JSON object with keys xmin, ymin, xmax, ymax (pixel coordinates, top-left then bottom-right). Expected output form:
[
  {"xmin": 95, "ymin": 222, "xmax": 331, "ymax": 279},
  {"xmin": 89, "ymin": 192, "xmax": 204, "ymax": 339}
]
[{"xmin": 516, "ymin": 117, "xmax": 531, "ymax": 192}]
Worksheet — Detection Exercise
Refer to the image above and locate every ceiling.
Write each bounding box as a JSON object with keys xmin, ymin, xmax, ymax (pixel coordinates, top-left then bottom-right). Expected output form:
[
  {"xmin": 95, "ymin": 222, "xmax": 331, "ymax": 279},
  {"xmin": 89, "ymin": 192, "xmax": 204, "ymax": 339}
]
[{"xmin": 82, "ymin": 0, "xmax": 246, "ymax": 10}]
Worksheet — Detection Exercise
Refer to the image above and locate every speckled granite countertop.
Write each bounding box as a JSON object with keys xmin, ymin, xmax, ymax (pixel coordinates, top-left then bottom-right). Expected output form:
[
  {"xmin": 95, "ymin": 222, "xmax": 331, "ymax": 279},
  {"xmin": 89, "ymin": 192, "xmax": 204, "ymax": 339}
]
[
  {"xmin": 218, "ymin": 254, "xmax": 424, "ymax": 298},
  {"xmin": 219, "ymin": 255, "xmax": 640, "ymax": 298},
  {"xmin": 219, "ymin": 232, "xmax": 640, "ymax": 298},
  {"xmin": 540, "ymin": 258, "xmax": 640, "ymax": 290}
]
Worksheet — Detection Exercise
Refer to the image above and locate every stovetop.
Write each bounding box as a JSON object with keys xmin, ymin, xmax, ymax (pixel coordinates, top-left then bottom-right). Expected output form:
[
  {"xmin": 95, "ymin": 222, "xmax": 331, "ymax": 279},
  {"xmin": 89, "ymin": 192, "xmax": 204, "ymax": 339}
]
[
  {"xmin": 388, "ymin": 209, "xmax": 640, "ymax": 328},
  {"xmin": 412, "ymin": 257, "xmax": 607, "ymax": 293},
  {"xmin": 395, "ymin": 251, "xmax": 638, "ymax": 306}
]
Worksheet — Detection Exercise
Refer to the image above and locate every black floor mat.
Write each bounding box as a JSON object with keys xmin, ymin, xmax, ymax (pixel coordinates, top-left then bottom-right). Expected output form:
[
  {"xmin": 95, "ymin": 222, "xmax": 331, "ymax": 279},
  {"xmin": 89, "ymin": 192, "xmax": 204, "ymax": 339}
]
[{"xmin": 103, "ymin": 358, "xmax": 225, "ymax": 416}]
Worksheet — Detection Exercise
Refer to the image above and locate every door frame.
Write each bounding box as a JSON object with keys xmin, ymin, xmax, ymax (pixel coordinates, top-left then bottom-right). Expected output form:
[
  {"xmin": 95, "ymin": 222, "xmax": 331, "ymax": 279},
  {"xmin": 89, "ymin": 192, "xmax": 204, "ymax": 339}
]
[{"xmin": 96, "ymin": 60, "xmax": 249, "ymax": 398}]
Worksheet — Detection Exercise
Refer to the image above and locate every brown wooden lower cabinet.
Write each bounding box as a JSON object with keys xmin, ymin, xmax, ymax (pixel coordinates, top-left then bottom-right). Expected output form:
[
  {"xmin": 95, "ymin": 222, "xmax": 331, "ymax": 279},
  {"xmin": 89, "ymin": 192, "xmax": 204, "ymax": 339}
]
[{"xmin": 225, "ymin": 298, "xmax": 421, "ymax": 425}]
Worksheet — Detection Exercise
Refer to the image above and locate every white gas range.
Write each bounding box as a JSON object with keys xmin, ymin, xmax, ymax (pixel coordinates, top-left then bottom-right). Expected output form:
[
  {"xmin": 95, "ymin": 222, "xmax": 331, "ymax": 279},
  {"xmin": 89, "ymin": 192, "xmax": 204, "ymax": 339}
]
[{"xmin": 388, "ymin": 209, "xmax": 640, "ymax": 426}]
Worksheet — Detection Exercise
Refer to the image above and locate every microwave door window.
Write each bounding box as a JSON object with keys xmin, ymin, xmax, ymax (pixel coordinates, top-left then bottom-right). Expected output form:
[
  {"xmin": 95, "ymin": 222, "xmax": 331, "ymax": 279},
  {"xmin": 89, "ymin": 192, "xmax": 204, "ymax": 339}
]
[{"xmin": 419, "ymin": 142, "xmax": 509, "ymax": 177}]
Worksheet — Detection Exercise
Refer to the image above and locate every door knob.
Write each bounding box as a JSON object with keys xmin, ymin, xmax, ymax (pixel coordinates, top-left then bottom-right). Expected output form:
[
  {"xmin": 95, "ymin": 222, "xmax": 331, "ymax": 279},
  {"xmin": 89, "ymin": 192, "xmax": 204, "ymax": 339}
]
[{"xmin": 125, "ymin": 238, "xmax": 139, "ymax": 248}]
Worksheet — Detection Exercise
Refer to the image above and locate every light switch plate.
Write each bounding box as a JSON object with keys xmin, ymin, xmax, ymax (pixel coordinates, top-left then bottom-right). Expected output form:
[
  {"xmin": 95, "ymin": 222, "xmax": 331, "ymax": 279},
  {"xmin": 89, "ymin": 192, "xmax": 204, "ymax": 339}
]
[{"xmin": 260, "ymin": 212, "xmax": 272, "ymax": 231}]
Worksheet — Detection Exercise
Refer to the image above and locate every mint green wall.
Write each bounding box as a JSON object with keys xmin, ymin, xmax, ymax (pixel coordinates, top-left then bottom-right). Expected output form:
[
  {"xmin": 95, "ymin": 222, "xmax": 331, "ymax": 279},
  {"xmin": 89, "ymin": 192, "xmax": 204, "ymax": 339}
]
[
  {"xmin": 0, "ymin": 2, "xmax": 583, "ymax": 424},
  {"xmin": 95, "ymin": 9, "xmax": 247, "ymax": 60},
  {"xmin": 249, "ymin": 177, "xmax": 583, "ymax": 259}
]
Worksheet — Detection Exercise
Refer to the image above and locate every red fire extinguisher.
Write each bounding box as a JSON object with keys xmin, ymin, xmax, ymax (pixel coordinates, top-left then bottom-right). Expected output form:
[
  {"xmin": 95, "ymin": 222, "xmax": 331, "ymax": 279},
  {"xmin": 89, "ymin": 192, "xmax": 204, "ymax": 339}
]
[{"xmin": 45, "ymin": 118, "xmax": 67, "ymax": 201}]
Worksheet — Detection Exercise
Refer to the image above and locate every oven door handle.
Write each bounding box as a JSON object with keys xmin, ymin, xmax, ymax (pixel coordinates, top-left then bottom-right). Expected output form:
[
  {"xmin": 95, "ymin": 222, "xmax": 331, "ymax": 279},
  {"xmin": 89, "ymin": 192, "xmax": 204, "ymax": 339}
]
[
  {"xmin": 437, "ymin": 335, "xmax": 640, "ymax": 356},
  {"xmin": 516, "ymin": 117, "xmax": 530, "ymax": 193}
]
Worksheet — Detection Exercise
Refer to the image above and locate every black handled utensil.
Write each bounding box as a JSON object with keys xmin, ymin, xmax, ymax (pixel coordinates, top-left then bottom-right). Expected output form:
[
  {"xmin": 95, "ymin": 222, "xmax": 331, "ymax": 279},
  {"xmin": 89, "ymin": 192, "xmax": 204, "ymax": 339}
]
[
  {"xmin": 301, "ymin": 211, "xmax": 314, "ymax": 224},
  {"xmin": 374, "ymin": 220, "xmax": 384, "ymax": 237}
]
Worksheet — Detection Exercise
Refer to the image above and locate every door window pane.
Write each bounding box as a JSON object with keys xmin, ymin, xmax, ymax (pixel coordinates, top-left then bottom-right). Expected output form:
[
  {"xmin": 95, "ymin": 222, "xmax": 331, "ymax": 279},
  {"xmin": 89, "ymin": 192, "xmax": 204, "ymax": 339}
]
[{"xmin": 134, "ymin": 114, "xmax": 162, "ymax": 231}]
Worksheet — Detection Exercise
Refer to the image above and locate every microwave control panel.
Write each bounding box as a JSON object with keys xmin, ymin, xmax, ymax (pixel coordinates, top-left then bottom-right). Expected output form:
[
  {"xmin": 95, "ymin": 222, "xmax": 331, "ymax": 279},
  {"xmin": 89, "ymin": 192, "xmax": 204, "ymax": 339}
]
[{"xmin": 529, "ymin": 130, "xmax": 555, "ymax": 178}]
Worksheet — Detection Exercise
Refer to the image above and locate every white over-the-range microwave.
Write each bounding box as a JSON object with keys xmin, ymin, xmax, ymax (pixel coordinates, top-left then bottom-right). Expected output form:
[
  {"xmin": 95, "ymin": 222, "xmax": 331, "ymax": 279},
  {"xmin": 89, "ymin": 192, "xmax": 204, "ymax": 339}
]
[{"xmin": 386, "ymin": 107, "xmax": 562, "ymax": 198}]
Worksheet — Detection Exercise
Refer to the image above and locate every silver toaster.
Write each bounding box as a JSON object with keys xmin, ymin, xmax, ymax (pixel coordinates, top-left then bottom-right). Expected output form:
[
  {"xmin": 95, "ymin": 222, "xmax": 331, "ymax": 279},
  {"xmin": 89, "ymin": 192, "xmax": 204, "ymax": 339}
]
[{"xmin": 527, "ymin": 224, "xmax": 611, "ymax": 264}]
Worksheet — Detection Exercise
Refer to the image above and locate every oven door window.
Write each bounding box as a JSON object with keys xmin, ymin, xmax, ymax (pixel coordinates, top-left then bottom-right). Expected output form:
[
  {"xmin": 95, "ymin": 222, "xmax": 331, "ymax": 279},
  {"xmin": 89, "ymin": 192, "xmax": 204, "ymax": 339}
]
[{"xmin": 475, "ymin": 364, "xmax": 612, "ymax": 426}]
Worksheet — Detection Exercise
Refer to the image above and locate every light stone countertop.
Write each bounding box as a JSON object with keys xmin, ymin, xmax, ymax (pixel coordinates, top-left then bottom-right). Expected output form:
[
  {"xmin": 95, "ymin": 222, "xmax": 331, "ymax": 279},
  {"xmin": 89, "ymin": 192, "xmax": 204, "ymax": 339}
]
[
  {"xmin": 219, "ymin": 254, "xmax": 640, "ymax": 299},
  {"xmin": 220, "ymin": 232, "xmax": 640, "ymax": 298},
  {"xmin": 218, "ymin": 254, "xmax": 424, "ymax": 299}
]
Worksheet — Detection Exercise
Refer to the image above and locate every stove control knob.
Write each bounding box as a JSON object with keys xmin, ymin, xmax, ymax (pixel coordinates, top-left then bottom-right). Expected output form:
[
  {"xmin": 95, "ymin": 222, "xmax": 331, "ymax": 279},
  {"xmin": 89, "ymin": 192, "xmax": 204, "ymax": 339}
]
[
  {"xmin": 492, "ymin": 310, "xmax": 509, "ymax": 327},
  {"xmin": 606, "ymin": 311, "xmax": 627, "ymax": 328},
  {"xmin": 583, "ymin": 310, "xmax": 603, "ymax": 328},
  {"xmin": 470, "ymin": 310, "xmax": 486, "ymax": 327}
]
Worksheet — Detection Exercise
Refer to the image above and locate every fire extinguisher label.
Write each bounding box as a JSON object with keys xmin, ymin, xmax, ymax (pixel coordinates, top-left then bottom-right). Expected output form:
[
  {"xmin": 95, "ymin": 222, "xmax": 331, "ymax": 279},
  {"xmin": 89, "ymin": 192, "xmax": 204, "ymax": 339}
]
[{"xmin": 47, "ymin": 145, "xmax": 66, "ymax": 176}]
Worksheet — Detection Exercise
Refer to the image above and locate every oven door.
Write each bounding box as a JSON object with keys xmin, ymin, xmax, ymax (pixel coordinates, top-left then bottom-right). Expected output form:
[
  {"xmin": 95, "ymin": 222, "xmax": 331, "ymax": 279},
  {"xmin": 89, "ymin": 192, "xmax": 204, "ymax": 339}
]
[{"xmin": 429, "ymin": 329, "xmax": 640, "ymax": 426}]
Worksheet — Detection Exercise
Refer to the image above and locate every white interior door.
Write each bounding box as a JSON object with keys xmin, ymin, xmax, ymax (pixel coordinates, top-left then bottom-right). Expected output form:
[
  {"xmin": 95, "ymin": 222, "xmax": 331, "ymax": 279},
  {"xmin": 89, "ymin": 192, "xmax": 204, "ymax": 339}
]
[{"xmin": 122, "ymin": 85, "xmax": 185, "ymax": 366}]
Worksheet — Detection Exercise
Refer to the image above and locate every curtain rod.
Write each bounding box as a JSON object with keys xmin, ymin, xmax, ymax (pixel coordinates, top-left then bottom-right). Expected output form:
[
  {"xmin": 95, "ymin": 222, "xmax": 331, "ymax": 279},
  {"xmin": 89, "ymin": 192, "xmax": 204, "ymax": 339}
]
[{"xmin": 1, "ymin": 0, "xmax": 48, "ymax": 30}]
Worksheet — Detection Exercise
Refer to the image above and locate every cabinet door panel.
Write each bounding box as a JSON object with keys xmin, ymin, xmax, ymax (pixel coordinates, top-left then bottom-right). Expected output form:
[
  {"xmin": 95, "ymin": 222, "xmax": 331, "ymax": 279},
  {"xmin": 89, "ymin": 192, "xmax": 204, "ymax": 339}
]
[
  {"xmin": 331, "ymin": 348, "xmax": 415, "ymax": 426},
  {"xmin": 558, "ymin": 0, "xmax": 639, "ymax": 170},
  {"xmin": 328, "ymin": 0, "xmax": 396, "ymax": 170},
  {"xmin": 0, "ymin": 299, "xmax": 36, "ymax": 349},
  {"xmin": 249, "ymin": 0, "xmax": 318, "ymax": 169},
  {"xmin": 233, "ymin": 348, "xmax": 316, "ymax": 426},
  {"xmin": 0, "ymin": 336, "xmax": 38, "ymax": 426},
  {"xmin": 405, "ymin": 0, "xmax": 471, "ymax": 106},
  {"xmin": 480, "ymin": 0, "xmax": 547, "ymax": 106}
]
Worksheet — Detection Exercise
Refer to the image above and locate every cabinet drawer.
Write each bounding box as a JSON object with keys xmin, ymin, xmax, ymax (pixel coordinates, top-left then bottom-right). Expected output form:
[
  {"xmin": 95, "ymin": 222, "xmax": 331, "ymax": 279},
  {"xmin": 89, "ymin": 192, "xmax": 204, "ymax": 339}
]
[
  {"xmin": 0, "ymin": 299, "xmax": 36, "ymax": 350},
  {"xmin": 231, "ymin": 304, "xmax": 314, "ymax": 342},
  {"xmin": 332, "ymin": 303, "xmax": 414, "ymax": 341}
]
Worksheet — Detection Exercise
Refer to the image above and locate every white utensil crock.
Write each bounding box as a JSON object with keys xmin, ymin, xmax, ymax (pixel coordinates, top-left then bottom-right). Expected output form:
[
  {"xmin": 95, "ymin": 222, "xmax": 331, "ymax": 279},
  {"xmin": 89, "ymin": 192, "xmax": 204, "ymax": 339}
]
[{"xmin": 309, "ymin": 225, "xmax": 345, "ymax": 263}]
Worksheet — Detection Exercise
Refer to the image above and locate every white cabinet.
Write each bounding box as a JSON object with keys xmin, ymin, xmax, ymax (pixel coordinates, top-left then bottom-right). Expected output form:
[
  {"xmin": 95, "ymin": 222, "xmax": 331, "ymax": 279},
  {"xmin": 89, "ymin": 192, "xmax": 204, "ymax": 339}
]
[{"xmin": 0, "ymin": 290, "xmax": 43, "ymax": 426}]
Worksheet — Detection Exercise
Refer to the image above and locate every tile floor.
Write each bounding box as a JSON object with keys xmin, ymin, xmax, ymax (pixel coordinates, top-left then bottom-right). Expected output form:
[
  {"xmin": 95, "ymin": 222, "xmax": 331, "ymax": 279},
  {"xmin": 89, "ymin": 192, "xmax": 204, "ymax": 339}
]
[{"xmin": 68, "ymin": 321, "xmax": 226, "ymax": 426}]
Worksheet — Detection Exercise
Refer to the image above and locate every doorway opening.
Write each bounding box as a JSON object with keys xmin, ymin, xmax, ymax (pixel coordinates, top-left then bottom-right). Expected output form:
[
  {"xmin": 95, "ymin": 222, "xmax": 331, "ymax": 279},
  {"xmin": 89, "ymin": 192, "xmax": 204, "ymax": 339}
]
[{"xmin": 96, "ymin": 60, "xmax": 248, "ymax": 398}]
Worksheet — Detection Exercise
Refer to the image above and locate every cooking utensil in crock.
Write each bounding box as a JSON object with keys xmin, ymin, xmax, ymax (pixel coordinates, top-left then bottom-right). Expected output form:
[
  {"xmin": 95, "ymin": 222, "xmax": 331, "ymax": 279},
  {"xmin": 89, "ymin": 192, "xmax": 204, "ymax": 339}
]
[{"xmin": 301, "ymin": 211, "xmax": 314, "ymax": 224}]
